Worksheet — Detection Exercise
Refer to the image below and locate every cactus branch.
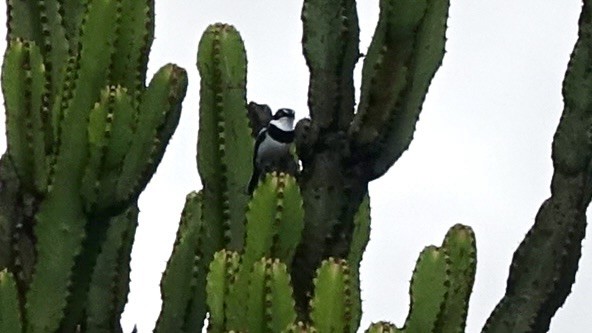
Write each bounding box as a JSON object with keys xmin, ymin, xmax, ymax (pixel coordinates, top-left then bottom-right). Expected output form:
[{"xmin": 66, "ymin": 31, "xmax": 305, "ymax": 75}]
[{"xmin": 483, "ymin": 1, "xmax": 592, "ymax": 331}]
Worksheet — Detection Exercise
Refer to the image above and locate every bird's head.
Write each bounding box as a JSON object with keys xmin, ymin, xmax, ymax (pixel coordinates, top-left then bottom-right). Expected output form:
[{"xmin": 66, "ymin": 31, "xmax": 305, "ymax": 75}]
[{"xmin": 270, "ymin": 108, "xmax": 295, "ymax": 131}]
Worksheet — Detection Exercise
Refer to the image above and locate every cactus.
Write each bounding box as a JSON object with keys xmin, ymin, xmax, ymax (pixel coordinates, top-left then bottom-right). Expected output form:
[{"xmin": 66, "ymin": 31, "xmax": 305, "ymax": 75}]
[
  {"xmin": 158, "ymin": 0, "xmax": 454, "ymax": 330},
  {"xmin": 482, "ymin": 0, "xmax": 592, "ymax": 331},
  {"xmin": 292, "ymin": 0, "xmax": 450, "ymax": 311},
  {"xmin": 0, "ymin": 0, "xmax": 187, "ymax": 331},
  {"xmin": 362, "ymin": 224, "xmax": 476, "ymax": 333},
  {"xmin": 3, "ymin": 0, "xmax": 590, "ymax": 332}
]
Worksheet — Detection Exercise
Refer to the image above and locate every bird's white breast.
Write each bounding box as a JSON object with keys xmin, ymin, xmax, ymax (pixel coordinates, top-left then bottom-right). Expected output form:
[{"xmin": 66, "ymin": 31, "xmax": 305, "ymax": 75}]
[{"xmin": 256, "ymin": 132, "xmax": 290, "ymax": 165}]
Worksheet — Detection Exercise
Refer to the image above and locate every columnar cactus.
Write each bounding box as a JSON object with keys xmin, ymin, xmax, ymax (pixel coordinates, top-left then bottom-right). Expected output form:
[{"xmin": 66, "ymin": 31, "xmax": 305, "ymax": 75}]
[
  {"xmin": 156, "ymin": 0, "xmax": 474, "ymax": 329},
  {"xmin": 0, "ymin": 0, "xmax": 187, "ymax": 331},
  {"xmin": 2, "ymin": 0, "xmax": 589, "ymax": 332},
  {"xmin": 482, "ymin": 0, "xmax": 592, "ymax": 331},
  {"xmin": 292, "ymin": 0, "xmax": 450, "ymax": 311}
]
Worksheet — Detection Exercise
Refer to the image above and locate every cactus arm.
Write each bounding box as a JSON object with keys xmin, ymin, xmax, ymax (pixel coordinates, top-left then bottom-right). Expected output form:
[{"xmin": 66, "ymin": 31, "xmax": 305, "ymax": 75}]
[
  {"xmin": 349, "ymin": 0, "xmax": 449, "ymax": 179},
  {"xmin": 309, "ymin": 258, "xmax": 353, "ymax": 333},
  {"xmin": 225, "ymin": 172, "xmax": 302, "ymax": 330},
  {"xmin": 436, "ymin": 224, "xmax": 476, "ymax": 333},
  {"xmin": 196, "ymin": 23, "xmax": 252, "ymax": 251},
  {"xmin": 156, "ymin": 191, "xmax": 209, "ymax": 333},
  {"xmin": 86, "ymin": 206, "xmax": 138, "ymax": 333},
  {"xmin": 206, "ymin": 250, "xmax": 241, "ymax": 333},
  {"xmin": 272, "ymin": 174, "xmax": 305, "ymax": 266},
  {"xmin": 483, "ymin": 1, "xmax": 592, "ymax": 332},
  {"xmin": 403, "ymin": 246, "xmax": 448, "ymax": 333},
  {"xmin": 81, "ymin": 85, "xmax": 134, "ymax": 212},
  {"xmin": 110, "ymin": 0, "xmax": 154, "ymax": 99},
  {"xmin": 301, "ymin": 0, "xmax": 359, "ymax": 130},
  {"xmin": 243, "ymin": 173, "xmax": 304, "ymax": 268},
  {"xmin": 7, "ymin": 0, "xmax": 68, "ymax": 101},
  {"xmin": 246, "ymin": 258, "xmax": 297, "ymax": 333},
  {"xmin": 0, "ymin": 269, "xmax": 22, "ymax": 333},
  {"xmin": 116, "ymin": 64, "xmax": 187, "ymax": 208},
  {"xmin": 269, "ymin": 260, "xmax": 298, "ymax": 332},
  {"xmin": 2, "ymin": 39, "xmax": 48, "ymax": 193}
]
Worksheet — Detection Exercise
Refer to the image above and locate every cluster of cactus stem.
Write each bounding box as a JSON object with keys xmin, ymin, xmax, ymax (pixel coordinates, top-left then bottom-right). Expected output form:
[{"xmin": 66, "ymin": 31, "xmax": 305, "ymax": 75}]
[
  {"xmin": 0, "ymin": 0, "xmax": 187, "ymax": 332},
  {"xmin": 1, "ymin": 0, "xmax": 591, "ymax": 332}
]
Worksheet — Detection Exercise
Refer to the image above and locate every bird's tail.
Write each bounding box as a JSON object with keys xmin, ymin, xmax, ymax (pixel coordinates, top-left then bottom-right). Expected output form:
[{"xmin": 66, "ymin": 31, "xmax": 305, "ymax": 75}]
[{"xmin": 248, "ymin": 168, "xmax": 260, "ymax": 194}]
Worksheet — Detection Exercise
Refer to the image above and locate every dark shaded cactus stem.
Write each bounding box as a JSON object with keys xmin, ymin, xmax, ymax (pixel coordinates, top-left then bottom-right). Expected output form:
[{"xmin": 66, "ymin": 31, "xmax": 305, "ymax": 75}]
[
  {"xmin": 292, "ymin": 0, "xmax": 450, "ymax": 313},
  {"xmin": 483, "ymin": 0, "xmax": 592, "ymax": 331}
]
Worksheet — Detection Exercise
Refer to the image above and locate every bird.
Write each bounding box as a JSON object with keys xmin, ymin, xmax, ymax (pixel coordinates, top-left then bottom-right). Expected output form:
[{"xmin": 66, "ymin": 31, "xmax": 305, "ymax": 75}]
[{"xmin": 248, "ymin": 108, "xmax": 296, "ymax": 194}]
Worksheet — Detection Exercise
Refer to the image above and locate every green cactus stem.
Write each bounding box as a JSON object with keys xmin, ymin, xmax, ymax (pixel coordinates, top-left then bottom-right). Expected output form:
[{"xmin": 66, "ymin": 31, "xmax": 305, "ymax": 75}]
[
  {"xmin": 206, "ymin": 250, "xmax": 241, "ymax": 333},
  {"xmin": 0, "ymin": 269, "xmax": 22, "ymax": 333},
  {"xmin": 483, "ymin": 1, "xmax": 592, "ymax": 332},
  {"xmin": 363, "ymin": 224, "xmax": 475, "ymax": 333},
  {"xmin": 86, "ymin": 206, "xmax": 138, "ymax": 333},
  {"xmin": 309, "ymin": 258, "xmax": 355, "ymax": 333},
  {"xmin": 347, "ymin": 195, "xmax": 371, "ymax": 330},
  {"xmin": 403, "ymin": 246, "xmax": 448, "ymax": 333},
  {"xmin": 246, "ymin": 258, "xmax": 297, "ymax": 333},
  {"xmin": 436, "ymin": 224, "xmax": 476, "ymax": 332},
  {"xmin": 293, "ymin": 0, "xmax": 449, "ymax": 314},
  {"xmin": 2, "ymin": 0, "xmax": 186, "ymax": 331},
  {"xmin": 225, "ymin": 172, "xmax": 303, "ymax": 331},
  {"xmin": 196, "ymin": 23, "xmax": 252, "ymax": 252},
  {"xmin": 156, "ymin": 191, "xmax": 225, "ymax": 333},
  {"xmin": 243, "ymin": 172, "xmax": 304, "ymax": 269}
]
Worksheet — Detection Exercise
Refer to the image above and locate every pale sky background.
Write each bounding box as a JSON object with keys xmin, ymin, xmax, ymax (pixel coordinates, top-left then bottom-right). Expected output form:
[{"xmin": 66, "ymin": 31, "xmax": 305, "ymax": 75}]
[{"xmin": 0, "ymin": 1, "xmax": 591, "ymax": 332}]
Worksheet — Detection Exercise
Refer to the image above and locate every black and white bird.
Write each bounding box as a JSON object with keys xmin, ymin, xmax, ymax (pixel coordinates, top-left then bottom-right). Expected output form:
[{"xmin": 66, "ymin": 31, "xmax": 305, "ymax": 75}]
[{"xmin": 248, "ymin": 108, "xmax": 296, "ymax": 193}]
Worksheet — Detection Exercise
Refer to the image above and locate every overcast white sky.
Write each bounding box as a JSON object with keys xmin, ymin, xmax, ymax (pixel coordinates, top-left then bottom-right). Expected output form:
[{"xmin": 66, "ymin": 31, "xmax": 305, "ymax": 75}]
[{"xmin": 1, "ymin": 1, "xmax": 591, "ymax": 332}]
